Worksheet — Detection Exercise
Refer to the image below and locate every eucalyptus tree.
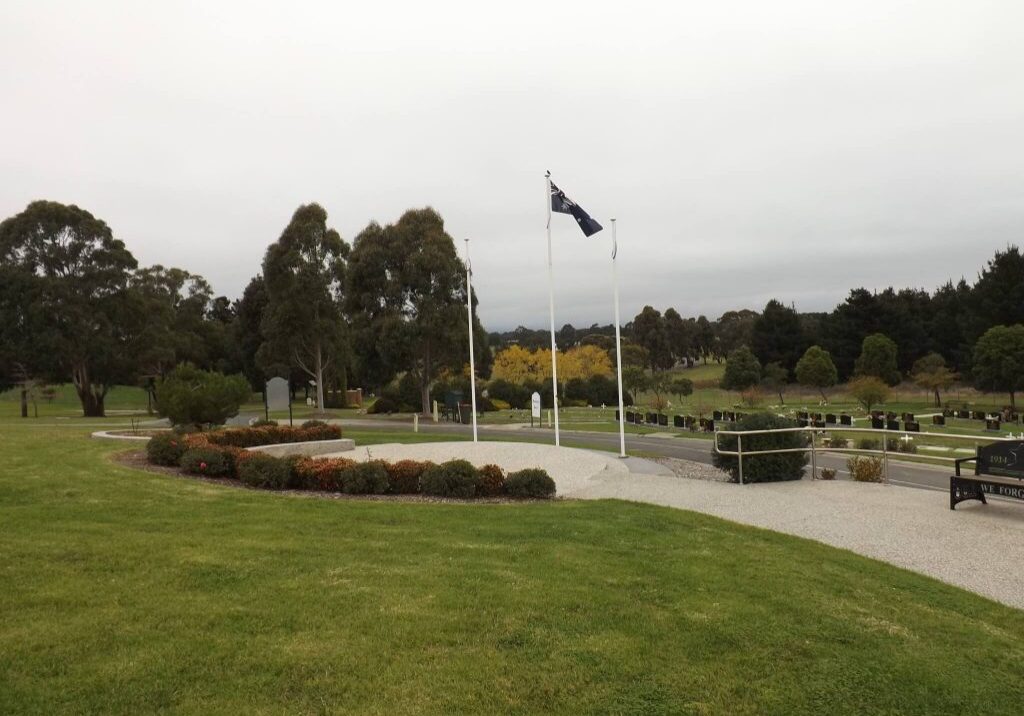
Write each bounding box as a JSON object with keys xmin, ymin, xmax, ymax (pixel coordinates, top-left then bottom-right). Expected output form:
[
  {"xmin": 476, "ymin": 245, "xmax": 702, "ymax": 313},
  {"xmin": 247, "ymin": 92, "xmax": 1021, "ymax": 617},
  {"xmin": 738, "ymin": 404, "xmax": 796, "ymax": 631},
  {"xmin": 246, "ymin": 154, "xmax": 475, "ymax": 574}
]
[
  {"xmin": 0, "ymin": 200, "xmax": 137, "ymax": 416},
  {"xmin": 259, "ymin": 203, "xmax": 349, "ymax": 412},
  {"xmin": 346, "ymin": 207, "xmax": 484, "ymax": 414}
]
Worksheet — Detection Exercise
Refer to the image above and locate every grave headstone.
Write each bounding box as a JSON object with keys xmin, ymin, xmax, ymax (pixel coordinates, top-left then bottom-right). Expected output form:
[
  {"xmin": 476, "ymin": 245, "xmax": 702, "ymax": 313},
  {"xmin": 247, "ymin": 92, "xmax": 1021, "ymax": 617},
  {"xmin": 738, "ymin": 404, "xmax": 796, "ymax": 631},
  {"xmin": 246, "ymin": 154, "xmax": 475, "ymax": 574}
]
[
  {"xmin": 825, "ymin": 413, "xmax": 836, "ymax": 424},
  {"xmin": 932, "ymin": 414, "xmax": 945, "ymax": 426},
  {"xmin": 797, "ymin": 417, "xmax": 809, "ymax": 427},
  {"xmin": 905, "ymin": 421, "xmax": 920, "ymax": 432},
  {"xmin": 886, "ymin": 419, "xmax": 900, "ymax": 430},
  {"xmin": 957, "ymin": 409, "xmax": 970, "ymax": 419},
  {"xmin": 901, "ymin": 412, "xmax": 915, "ymax": 423},
  {"xmin": 871, "ymin": 417, "xmax": 885, "ymax": 430},
  {"xmin": 972, "ymin": 410, "xmax": 986, "ymax": 421},
  {"xmin": 658, "ymin": 414, "xmax": 669, "ymax": 427},
  {"xmin": 713, "ymin": 410, "xmax": 723, "ymax": 421},
  {"xmin": 840, "ymin": 414, "xmax": 852, "ymax": 426},
  {"xmin": 673, "ymin": 415, "xmax": 684, "ymax": 428},
  {"xmin": 986, "ymin": 418, "xmax": 1001, "ymax": 431}
]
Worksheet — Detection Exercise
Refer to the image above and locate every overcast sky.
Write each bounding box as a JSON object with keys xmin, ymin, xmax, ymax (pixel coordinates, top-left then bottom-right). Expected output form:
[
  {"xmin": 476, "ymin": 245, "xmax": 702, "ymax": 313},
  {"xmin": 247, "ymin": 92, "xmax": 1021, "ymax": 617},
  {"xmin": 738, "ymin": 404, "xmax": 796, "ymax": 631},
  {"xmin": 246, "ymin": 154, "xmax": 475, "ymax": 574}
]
[{"xmin": 2, "ymin": 1, "xmax": 1023, "ymax": 330}]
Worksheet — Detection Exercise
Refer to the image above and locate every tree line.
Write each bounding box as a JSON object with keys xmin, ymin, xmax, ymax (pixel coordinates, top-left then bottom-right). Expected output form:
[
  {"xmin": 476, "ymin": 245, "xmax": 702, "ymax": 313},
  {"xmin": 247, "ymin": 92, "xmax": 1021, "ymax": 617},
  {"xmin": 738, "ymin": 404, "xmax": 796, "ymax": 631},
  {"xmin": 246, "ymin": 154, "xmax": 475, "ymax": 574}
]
[{"xmin": 0, "ymin": 200, "xmax": 487, "ymax": 416}]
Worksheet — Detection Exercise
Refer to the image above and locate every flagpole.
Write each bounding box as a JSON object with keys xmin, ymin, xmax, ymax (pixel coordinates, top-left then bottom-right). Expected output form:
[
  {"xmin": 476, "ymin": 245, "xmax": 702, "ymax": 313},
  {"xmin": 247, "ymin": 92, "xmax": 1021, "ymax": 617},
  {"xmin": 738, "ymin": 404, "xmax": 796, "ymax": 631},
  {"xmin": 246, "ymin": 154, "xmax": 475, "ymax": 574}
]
[
  {"xmin": 611, "ymin": 218, "xmax": 626, "ymax": 458},
  {"xmin": 545, "ymin": 171, "xmax": 561, "ymax": 446},
  {"xmin": 465, "ymin": 238, "xmax": 478, "ymax": 443}
]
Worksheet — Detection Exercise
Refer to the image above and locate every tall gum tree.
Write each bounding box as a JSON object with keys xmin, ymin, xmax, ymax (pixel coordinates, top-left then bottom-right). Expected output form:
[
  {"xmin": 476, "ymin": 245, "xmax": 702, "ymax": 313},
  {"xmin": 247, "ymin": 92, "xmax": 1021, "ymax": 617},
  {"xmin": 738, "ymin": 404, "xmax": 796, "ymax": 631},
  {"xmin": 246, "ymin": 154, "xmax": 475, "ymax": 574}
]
[
  {"xmin": 346, "ymin": 208, "xmax": 482, "ymax": 415},
  {"xmin": 0, "ymin": 200, "xmax": 137, "ymax": 416},
  {"xmin": 259, "ymin": 204, "xmax": 349, "ymax": 413}
]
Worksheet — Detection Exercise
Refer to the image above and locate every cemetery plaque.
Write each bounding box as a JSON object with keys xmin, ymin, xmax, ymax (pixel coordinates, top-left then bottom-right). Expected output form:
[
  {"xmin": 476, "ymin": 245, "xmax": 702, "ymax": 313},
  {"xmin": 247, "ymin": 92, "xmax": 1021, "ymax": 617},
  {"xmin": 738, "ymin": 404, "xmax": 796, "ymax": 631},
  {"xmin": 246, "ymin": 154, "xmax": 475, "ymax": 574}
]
[
  {"xmin": 812, "ymin": 412, "xmax": 822, "ymax": 422},
  {"xmin": 977, "ymin": 440, "xmax": 1024, "ymax": 479},
  {"xmin": 646, "ymin": 412, "xmax": 657, "ymax": 424},
  {"xmin": 725, "ymin": 411, "xmax": 736, "ymax": 421},
  {"xmin": 658, "ymin": 414, "xmax": 668, "ymax": 427},
  {"xmin": 798, "ymin": 411, "xmax": 809, "ymax": 420},
  {"xmin": 713, "ymin": 410, "xmax": 723, "ymax": 421},
  {"xmin": 825, "ymin": 413, "xmax": 836, "ymax": 424},
  {"xmin": 797, "ymin": 418, "xmax": 809, "ymax": 427},
  {"xmin": 812, "ymin": 419, "xmax": 825, "ymax": 428},
  {"xmin": 902, "ymin": 412, "xmax": 914, "ymax": 423},
  {"xmin": 871, "ymin": 417, "xmax": 885, "ymax": 430},
  {"xmin": 886, "ymin": 411, "xmax": 897, "ymax": 420},
  {"xmin": 673, "ymin": 415, "xmax": 684, "ymax": 428},
  {"xmin": 626, "ymin": 411, "xmax": 635, "ymax": 423},
  {"xmin": 705, "ymin": 419, "xmax": 715, "ymax": 432},
  {"xmin": 531, "ymin": 392, "xmax": 541, "ymax": 420},
  {"xmin": 957, "ymin": 409, "xmax": 969, "ymax": 419},
  {"xmin": 840, "ymin": 414, "xmax": 852, "ymax": 426},
  {"xmin": 615, "ymin": 409, "xmax": 620, "ymax": 421},
  {"xmin": 972, "ymin": 411, "xmax": 986, "ymax": 421},
  {"xmin": 905, "ymin": 421, "xmax": 920, "ymax": 432},
  {"xmin": 986, "ymin": 419, "xmax": 1001, "ymax": 431},
  {"xmin": 942, "ymin": 408, "xmax": 954, "ymax": 417},
  {"xmin": 932, "ymin": 415, "xmax": 945, "ymax": 426},
  {"xmin": 886, "ymin": 420, "xmax": 899, "ymax": 431}
]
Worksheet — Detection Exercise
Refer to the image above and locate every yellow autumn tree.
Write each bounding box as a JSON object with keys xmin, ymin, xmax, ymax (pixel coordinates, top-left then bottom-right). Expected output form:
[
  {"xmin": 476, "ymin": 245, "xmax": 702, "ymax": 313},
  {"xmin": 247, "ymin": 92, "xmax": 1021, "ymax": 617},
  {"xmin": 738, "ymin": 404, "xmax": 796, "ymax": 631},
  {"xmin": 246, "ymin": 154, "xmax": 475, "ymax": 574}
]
[
  {"xmin": 492, "ymin": 345, "xmax": 546, "ymax": 384},
  {"xmin": 492, "ymin": 344, "xmax": 613, "ymax": 385}
]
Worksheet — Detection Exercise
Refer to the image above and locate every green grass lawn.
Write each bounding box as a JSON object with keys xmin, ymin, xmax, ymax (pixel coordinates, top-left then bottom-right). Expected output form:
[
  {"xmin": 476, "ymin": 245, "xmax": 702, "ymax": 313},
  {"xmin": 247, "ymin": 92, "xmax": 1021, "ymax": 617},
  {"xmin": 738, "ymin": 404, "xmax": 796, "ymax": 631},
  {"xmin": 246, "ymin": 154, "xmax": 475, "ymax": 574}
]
[{"xmin": 2, "ymin": 422, "xmax": 1023, "ymax": 714}]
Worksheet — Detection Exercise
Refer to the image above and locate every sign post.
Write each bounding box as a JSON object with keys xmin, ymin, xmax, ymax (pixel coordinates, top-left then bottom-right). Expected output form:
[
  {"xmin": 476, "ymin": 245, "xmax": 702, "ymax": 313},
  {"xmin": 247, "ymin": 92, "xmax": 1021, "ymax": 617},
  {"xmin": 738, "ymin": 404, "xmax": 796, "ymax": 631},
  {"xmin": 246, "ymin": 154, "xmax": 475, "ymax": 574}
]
[{"xmin": 531, "ymin": 391, "xmax": 541, "ymax": 429}]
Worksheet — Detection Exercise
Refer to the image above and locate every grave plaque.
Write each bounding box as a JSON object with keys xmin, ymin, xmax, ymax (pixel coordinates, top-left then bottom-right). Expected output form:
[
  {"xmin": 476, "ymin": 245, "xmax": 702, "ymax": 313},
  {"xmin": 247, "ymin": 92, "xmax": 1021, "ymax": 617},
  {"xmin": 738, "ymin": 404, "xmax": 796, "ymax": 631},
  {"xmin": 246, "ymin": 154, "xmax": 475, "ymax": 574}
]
[
  {"xmin": 658, "ymin": 414, "xmax": 668, "ymax": 427},
  {"xmin": 886, "ymin": 411, "xmax": 897, "ymax": 421},
  {"xmin": 886, "ymin": 420, "xmax": 900, "ymax": 430},
  {"xmin": 266, "ymin": 377, "xmax": 290, "ymax": 411},
  {"xmin": 797, "ymin": 417, "xmax": 809, "ymax": 427},
  {"xmin": 798, "ymin": 411, "xmax": 809, "ymax": 420},
  {"xmin": 840, "ymin": 414, "xmax": 852, "ymax": 426},
  {"xmin": 870, "ymin": 410, "xmax": 882, "ymax": 419},
  {"xmin": 905, "ymin": 421, "xmax": 920, "ymax": 432},
  {"xmin": 957, "ymin": 409, "xmax": 970, "ymax": 419},
  {"xmin": 871, "ymin": 417, "xmax": 885, "ymax": 430},
  {"xmin": 932, "ymin": 414, "xmax": 945, "ymax": 426},
  {"xmin": 976, "ymin": 440, "xmax": 1024, "ymax": 479},
  {"xmin": 986, "ymin": 419, "xmax": 1001, "ymax": 431},
  {"xmin": 902, "ymin": 412, "xmax": 914, "ymax": 423},
  {"xmin": 673, "ymin": 415, "xmax": 684, "ymax": 428},
  {"xmin": 972, "ymin": 410, "xmax": 986, "ymax": 421},
  {"xmin": 825, "ymin": 413, "xmax": 836, "ymax": 424},
  {"xmin": 713, "ymin": 410, "xmax": 723, "ymax": 421}
]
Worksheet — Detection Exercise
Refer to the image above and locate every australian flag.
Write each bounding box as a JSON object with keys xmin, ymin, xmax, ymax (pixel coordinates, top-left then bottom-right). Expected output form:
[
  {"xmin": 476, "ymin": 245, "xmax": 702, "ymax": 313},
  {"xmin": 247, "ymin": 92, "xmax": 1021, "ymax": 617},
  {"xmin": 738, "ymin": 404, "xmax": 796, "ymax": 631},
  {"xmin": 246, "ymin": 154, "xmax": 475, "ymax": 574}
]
[{"xmin": 550, "ymin": 180, "xmax": 603, "ymax": 237}]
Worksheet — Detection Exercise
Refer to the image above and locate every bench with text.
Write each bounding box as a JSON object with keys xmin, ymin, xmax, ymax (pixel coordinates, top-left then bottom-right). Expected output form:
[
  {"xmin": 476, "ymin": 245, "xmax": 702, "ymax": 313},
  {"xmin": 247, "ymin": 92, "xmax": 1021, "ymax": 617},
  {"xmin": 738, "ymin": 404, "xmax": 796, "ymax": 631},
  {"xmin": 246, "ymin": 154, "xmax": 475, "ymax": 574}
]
[{"xmin": 950, "ymin": 440, "xmax": 1024, "ymax": 510}]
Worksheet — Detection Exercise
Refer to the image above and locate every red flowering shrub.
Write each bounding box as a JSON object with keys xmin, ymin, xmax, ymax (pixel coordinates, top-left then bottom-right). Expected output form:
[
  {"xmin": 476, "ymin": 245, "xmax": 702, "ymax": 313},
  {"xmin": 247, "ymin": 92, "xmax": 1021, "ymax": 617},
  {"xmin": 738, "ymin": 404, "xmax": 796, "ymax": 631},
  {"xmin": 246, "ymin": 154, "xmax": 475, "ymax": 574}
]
[
  {"xmin": 202, "ymin": 424, "xmax": 342, "ymax": 449},
  {"xmin": 292, "ymin": 457, "xmax": 356, "ymax": 491},
  {"xmin": 477, "ymin": 464, "xmax": 506, "ymax": 497},
  {"xmin": 180, "ymin": 447, "xmax": 232, "ymax": 477},
  {"xmin": 146, "ymin": 432, "xmax": 187, "ymax": 466},
  {"xmin": 385, "ymin": 460, "xmax": 435, "ymax": 494}
]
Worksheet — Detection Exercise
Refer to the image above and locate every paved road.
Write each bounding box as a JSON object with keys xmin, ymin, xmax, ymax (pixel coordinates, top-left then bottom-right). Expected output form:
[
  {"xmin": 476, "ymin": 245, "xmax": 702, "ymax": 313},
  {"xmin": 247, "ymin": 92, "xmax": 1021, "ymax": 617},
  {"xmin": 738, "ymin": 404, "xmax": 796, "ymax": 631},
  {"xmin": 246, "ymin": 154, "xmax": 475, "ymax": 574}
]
[{"xmin": 339, "ymin": 419, "xmax": 955, "ymax": 494}]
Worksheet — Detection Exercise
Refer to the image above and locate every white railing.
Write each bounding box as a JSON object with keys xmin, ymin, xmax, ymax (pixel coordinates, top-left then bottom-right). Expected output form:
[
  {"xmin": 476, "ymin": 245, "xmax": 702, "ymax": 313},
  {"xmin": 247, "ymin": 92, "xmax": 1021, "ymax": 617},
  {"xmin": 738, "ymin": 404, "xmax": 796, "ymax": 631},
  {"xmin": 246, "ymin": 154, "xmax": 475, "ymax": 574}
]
[{"xmin": 713, "ymin": 425, "xmax": 1017, "ymax": 485}]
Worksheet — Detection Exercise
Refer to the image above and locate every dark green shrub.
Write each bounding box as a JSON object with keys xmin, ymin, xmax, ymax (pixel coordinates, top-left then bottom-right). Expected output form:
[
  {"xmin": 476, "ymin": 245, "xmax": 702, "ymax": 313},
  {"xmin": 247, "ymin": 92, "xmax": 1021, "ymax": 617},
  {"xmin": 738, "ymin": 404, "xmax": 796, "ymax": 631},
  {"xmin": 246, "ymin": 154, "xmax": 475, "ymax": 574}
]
[
  {"xmin": 339, "ymin": 461, "xmax": 389, "ymax": 494},
  {"xmin": 369, "ymin": 396, "xmax": 398, "ymax": 414},
  {"xmin": 155, "ymin": 363, "xmax": 252, "ymax": 430},
  {"xmin": 827, "ymin": 436, "xmax": 849, "ymax": 449},
  {"xmin": 301, "ymin": 419, "xmax": 327, "ymax": 428},
  {"xmin": 180, "ymin": 447, "xmax": 233, "ymax": 477},
  {"xmin": 856, "ymin": 438, "xmax": 880, "ymax": 451},
  {"xmin": 147, "ymin": 432, "xmax": 186, "ymax": 466},
  {"xmin": 477, "ymin": 464, "xmax": 506, "ymax": 496},
  {"xmin": 202, "ymin": 424, "xmax": 341, "ymax": 448},
  {"xmin": 238, "ymin": 454, "xmax": 291, "ymax": 489},
  {"xmin": 820, "ymin": 467, "xmax": 837, "ymax": 480},
  {"xmin": 711, "ymin": 412, "xmax": 809, "ymax": 483},
  {"xmin": 504, "ymin": 469, "xmax": 557, "ymax": 498},
  {"xmin": 385, "ymin": 460, "xmax": 433, "ymax": 494},
  {"xmin": 252, "ymin": 418, "xmax": 278, "ymax": 427},
  {"xmin": 421, "ymin": 459, "xmax": 479, "ymax": 498},
  {"xmin": 486, "ymin": 379, "xmax": 531, "ymax": 409}
]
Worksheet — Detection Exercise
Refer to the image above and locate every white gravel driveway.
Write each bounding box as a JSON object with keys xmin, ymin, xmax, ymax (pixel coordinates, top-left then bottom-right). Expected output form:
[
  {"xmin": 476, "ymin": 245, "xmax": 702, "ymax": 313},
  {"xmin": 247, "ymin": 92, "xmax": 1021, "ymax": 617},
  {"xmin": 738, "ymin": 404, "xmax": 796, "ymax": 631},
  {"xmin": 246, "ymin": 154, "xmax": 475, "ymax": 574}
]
[{"xmin": 328, "ymin": 441, "xmax": 1024, "ymax": 609}]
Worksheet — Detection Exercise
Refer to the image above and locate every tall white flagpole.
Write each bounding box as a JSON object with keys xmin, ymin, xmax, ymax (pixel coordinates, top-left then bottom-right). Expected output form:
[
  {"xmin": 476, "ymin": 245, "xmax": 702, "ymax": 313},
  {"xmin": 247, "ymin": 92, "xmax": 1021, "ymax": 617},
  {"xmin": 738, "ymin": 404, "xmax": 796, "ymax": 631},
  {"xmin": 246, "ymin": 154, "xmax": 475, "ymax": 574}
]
[
  {"xmin": 465, "ymin": 238, "xmax": 478, "ymax": 443},
  {"xmin": 611, "ymin": 219, "xmax": 626, "ymax": 458},
  {"xmin": 545, "ymin": 171, "xmax": 561, "ymax": 446}
]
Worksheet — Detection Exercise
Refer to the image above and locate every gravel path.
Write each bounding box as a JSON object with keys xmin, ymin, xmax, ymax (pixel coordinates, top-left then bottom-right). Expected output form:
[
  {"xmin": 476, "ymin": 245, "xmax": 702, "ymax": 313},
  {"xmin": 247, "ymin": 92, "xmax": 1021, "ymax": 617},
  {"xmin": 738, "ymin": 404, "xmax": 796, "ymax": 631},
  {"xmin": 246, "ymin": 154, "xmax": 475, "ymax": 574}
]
[{"xmin": 324, "ymin": 441, "xmax": 1024, "ymax": 609}]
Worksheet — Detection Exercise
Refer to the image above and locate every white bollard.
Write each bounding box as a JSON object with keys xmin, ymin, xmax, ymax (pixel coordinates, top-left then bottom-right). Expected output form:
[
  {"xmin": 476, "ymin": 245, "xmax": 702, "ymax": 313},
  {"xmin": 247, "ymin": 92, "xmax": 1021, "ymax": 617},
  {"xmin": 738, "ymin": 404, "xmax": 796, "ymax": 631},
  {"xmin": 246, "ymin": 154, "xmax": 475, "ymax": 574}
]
[
  {"xmin": 546, "ymin": 409, "xmax": 552, "ymax": 427},
  {"xmin": 414, "ymin": 413, "xmax": 419, "ymax": 433},
  {"xmin": 432, "ymin": 400, "xmax": 439, "ymax": 423}
]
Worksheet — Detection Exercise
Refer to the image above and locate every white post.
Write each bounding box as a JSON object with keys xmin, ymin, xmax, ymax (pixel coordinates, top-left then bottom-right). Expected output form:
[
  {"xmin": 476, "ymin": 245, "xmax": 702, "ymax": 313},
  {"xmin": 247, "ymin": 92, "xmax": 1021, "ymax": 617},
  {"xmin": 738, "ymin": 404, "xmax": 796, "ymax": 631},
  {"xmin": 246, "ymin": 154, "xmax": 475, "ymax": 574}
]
[
  {"xmin": 545, "ymin": 171, "xmax": 561, "ymax": 446},
  {"xmin": 611, "ymin": 218, "xmax": 626, "ymax": 458},
  {"xmin": 465, "ymin": 238, "xmax": 478, "ymax": 443}
]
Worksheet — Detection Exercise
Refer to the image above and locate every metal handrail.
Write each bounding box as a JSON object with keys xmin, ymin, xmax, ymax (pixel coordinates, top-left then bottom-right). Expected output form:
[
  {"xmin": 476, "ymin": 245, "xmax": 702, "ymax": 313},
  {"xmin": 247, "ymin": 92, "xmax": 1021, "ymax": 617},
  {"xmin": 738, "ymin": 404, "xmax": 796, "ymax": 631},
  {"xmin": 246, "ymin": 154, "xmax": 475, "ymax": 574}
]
[{"xmin": 713, "ymin": 425, "xmax": 1017, "ymax": 484}]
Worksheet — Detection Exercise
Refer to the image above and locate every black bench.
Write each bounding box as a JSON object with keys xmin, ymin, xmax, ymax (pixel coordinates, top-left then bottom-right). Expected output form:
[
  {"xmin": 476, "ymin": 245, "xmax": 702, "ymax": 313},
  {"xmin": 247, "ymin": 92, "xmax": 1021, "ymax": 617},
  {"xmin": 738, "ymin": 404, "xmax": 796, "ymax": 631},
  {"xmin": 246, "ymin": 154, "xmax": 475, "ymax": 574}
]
[{"xmin": 951, "ymin": 441, "xmax": 1024, "ymax": 509}]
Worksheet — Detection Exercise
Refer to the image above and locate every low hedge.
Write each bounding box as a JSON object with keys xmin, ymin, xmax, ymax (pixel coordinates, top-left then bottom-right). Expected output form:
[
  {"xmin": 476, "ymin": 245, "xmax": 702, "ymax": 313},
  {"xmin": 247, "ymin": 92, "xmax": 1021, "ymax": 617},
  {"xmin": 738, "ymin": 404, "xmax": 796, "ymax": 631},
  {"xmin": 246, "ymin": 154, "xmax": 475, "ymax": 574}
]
[
  {"xmin": 477, "ymin": 464, "xmax": 506, "ymax": 497},
  {"xmin": 203, "ymin": 424, "xmax": 342, "ymax": 448},
  {"xmin": 504, "ymin": 469, "xmax": 556, "ymax": 498},
  {"xmin": 180, "ymin": 447, "xmax": 234, "ymax": 477},
  {"xmin": 238, "ymin": 453, "xmax": 292, "ymax": 489},
  {"xmin": 340, "ymin": 461, "xmax": 389, "ymax": 495},
  {"xmin": 421, "ymin": 460, "xmax": 480, "ymax": 498},
  {"xmin": 147, "ymin": 433, "xmax": 187, "ymax": 466},
  {"xmin": 385, "ymin": 460, "xmax": 432, "ymax": 494}
]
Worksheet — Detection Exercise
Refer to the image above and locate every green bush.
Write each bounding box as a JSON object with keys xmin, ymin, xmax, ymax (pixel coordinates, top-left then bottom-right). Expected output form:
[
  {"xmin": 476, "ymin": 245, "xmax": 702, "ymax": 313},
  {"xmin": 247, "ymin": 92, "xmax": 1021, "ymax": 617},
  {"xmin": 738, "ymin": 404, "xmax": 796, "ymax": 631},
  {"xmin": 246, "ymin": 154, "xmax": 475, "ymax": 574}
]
[
  {"xmin": 486, "ymin": 379, "xmax": 531, "ymax": 409},
  {"xmin": 856, "ymin": 438, "xmax": 880, "ymax": 451},
  {"xmin": 827, "ymin": 436, "xmax": 849, "ymax": 449},
  {"xmin": 477, "ymin": 464, "xmax": 506, "ymax": 497},
  {"xmin": 820, "ymin": 467, "xmax": 837, "ymax": 480},
  {"xmin": 155, "ymin": 363, "xmax": 252, "ymax": 430},
  {"xmin": 421, "ymin": 460, "xmax": 479, "ymax": 498},
  {"xmin": 847, "ymin": 456, "xmax": 885, "ymax": 482},
  {"xmin": 301, "ymin": 419, "xmax": 327, "ymax": 428},
  {"xmin": 147, "ymin": 432, "xmax": 186, "ymax": 466},
  {"xmin": 504, "ymin": 469, "xmax": 557, "ymax": 498},
  {"xmin": 711, "ymin": 413, "xmax": 808, "ymax": 483},
  {"xmin": 202, "ymin": 424, "xmax": 341, "ymax": 448},
  {"xmin": 180, "ymin": 447, "xmax": 233, "ymax": 477},
  {"xmin": 252, "ymin": 418, "xmax": 278, "ymax": 427},
  {"xmin": 368, "ymin": 396, "xmax": 398, "ymax": 414},
  {"xmin": 339, "ymin": 461, "xmax": 389, "ymax": 494},
  {"xmin": 238, "ymin": 454, "xmax": 291, "ymax": 489}
]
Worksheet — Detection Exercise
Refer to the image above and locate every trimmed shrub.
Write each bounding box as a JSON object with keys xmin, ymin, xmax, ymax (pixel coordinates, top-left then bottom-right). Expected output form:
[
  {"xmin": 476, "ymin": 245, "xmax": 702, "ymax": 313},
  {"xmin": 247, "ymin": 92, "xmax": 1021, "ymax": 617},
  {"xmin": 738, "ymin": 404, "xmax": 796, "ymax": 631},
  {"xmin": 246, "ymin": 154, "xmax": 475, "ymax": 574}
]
[
  {"xmin": 292, "ymin": 457, "xmax": 356, "ymax": 491},
  {"xmin": 887, "ymin": 438, "xmax": 917, "ymax": 454},
  {"xmin": 252, "ymin": 418, "xmax": 278, "ymax": 427},
  {"xmin": 856, "ymin": 438, "xmax": 880, "ymax": 451},
  {"xmin": 369, "ymin": 396, "xmax": 398, "ymax": 414},
  {"xmin": 504, "ymin": 469, "xmax": 556, "ymax": 498},
  {"xmin": 421, "ymin": 459, "xmax": 479, "ymax": 498},
  {"xmin": 385, "ymin": 460, "xmax": 433, "ymax": 494},
  {"xmin": 477, "ymin": 464, "xmax": 506, "ymax": 497},
  {"xmin": 238, "ymin": 453, "xmax": 291, "ymax": 489},
  {"xmin": 490, "ymin": 398, "xmax": 511, "ymax": 411},
  {"xmin": 147, "ymin": 432, "xmax": 186, "ymax": 466},
  {"xmin": 200, "ymin": 424, "xmax": 342, "ymax": 449},
  {"xmin": 301, "ymin": 419, "xmax": 327, "ymax": 428},
  {"xmin": 486, "ymin": 379, "xmax": 531, "ymax": 409},
  {"xmin": 339, "ymin": 461, "xmax": 389, "ymax": 495},
  {"xmin": 155, "ymin": 363, "xmax": 252, "ymax": 429},
  {"xmin": 711, "ymin": 413, "xmax": 809, "ymax": 483},
  {"xmin": 827, "ymin": 436, "xmax": 848, "ymax": 449},
  {"xmin": 847, "ymin": 456, "xmax": 884, "ymax": 483},
  {"xmin": 180, "ymin": 447, "xmax": 233, "ymax": 477},
  {"xmin": 819, "ymin": 467, "xmax": 837, "ymax": 480}
]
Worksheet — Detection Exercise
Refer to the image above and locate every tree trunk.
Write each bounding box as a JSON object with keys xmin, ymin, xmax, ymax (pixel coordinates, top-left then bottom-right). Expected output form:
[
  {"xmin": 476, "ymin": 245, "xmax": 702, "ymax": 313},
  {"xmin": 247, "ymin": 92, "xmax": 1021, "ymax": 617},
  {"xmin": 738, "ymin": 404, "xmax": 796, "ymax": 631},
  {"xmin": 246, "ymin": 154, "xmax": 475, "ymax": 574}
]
[
  {"xmin": 71, "ymin": 364, "xmax": 106, "ymax": 417},
  {"xmin": 778, "ymin": 391, "xmax": 785, "ymax": 405},
  {"xmin": 20, "ymin": 387, "xmax": 28, "ymax": 418},
  {"xmin": 420, "ymin": 345, "xmax": 433, "ymax": 416},
  {"xmin": 1011, "ymin": 391, "xmax": 1016, "ymax": 411},
  {"xmin": 934, "ymin": 388, "xmax": 941, "ymax": 407},
  {"xmin": 314, "ymin": 340, "xmax": 326, "ymax": 414}
]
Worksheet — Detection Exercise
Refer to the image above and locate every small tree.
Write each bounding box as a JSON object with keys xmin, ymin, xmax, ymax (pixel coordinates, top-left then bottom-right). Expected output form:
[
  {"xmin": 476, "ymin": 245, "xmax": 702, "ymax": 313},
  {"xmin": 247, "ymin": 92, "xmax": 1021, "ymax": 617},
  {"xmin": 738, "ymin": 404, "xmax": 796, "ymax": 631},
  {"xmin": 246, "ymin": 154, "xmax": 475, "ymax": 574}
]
[
  {"xmin": 854, "ymin": 333, "xmax": 901, "ymax": 386},
  {"xmin": 156, "ymin": 364, "xmax": 251, "ymax": 430},
  {"xmin": 720, "ymin": 346, "xmax": 761, "ymax": 392},
  {"xmin": 972, "ymin": 325, "xmax": 1024, "ymax": 409},
  {"xmin": 847, "ymin": 375, "xmax": 891, "ymax": 413},
  {"xmin": 669, "ymin": 375, "xmax": 694, "ymax": 405},
  {"xmin": 760, "ymin": 362, "xmax": 789, "ymax": 405},
  {"xmin": 647, "ymin": 372, "xmax": 671, "ymax": 413},
  {"xmin": 739, "ymin": 386, "xmax": 761, "ymax": 408},
  {"xmin": 622, "ymin": 366, "xmax": 649, "ymax": 405},
  {"xmin": 795, "ymin": 345, "xmax": 838, "ymax": 402},
  {"xmin": 911, "ymin": 352, "xmax": 957, "ymax": 407}
]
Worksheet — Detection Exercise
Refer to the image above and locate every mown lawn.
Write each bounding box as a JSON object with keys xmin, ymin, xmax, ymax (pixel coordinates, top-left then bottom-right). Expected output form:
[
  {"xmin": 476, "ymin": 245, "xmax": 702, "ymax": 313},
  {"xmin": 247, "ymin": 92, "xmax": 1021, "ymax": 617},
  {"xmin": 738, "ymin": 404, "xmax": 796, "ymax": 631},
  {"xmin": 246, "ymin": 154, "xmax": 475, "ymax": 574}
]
[{"xmin": 2, "ymin": 423, "xmax": 1023, "ymax": 715}]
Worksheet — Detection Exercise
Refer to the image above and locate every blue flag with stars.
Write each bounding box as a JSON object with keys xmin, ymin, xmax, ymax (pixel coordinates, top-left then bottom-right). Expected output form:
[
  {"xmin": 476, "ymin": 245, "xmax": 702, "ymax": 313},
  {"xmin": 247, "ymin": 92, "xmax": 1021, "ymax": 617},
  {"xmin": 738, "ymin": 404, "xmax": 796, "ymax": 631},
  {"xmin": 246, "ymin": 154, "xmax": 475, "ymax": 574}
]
[{"xmin": 550, "ymin": 180, "xmax": 603, "ymax": 237}]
